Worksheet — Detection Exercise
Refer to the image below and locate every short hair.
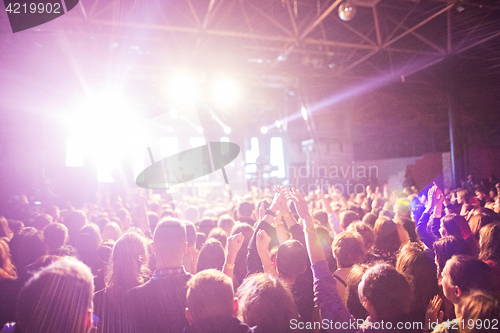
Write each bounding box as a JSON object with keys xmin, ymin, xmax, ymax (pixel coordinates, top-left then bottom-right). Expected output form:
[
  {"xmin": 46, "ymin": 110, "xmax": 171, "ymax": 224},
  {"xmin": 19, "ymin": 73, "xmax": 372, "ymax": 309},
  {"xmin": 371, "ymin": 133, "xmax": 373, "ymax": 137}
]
[
  {"xmin": 362, "ymin": 213, "xmax": 378, "ymax": 228},
  {"xmin": 102, "ymin": 222, "xmax": 122, "ymax": 242},
  {"xmin": 346, "ymin": 221, "xmax": 375, "ymax": 250},
  {"xmin": 64, "ymin": 210, "xmax": 87, "ymax": 245},
  {"xmin": 196, "ymin": 239, "xmax": 225, "ymax": 272},
  {"xmin": 236, "ymin": 273, "xmax": 297, "ymax": 332},
  {"xmin": 340, "ymin": 210, "xmax": 359, "ymax": 230},
  {"xmin": 16, "ymin": 257, "xmax": 93, "ymax": 333},
  {"xmin": 447, "ymin": 255, "xmax": 495, "ymax": 296},
  {"xmin": 207, "ymin": 228, "xmax": 228, "ymax": 249},
  {"xmin": 43, "ymin": 223, "xmax": 68, "ymax": 251},
  {"xmin": 185, "ymin": 206, "xmax": 199, "ymax": 223},
  {"xmin": 313, "ymin": 211, "xmax": 329, "ymax": 228},
  {"xmin": 238, "ymin": 201, "xmax": 255, "ymax": 217},
  {"xmin": 433, "ymin": 236, "xmax": 472, "ymax": 275},
  {"xmin": 186, "ymin": 269, "xmax": 234, "ymax": 323},
  {"xmin": 469, "ymin": 214, "xmax": 495, "ymax": 239},
  {"xmin": 32, "ymin": 214, "xmax": 52, "ymax": 231},
  {"xmin": 198, "ymin": 218, "xmax": 216, "ymax": 236},
  {"xmin": 332, "ymin": 232, "xmax": 365, "ymax": 268},
  {"xmin": 217, "ymin": 215, "xmax": 235, "ymax": 235},
  {"xmin": 277, "ymin": 240, "xmax": 308, "ymax": 279},
  {"xmin": 359, "ymin": 264, "xmax": 411, "ymax": 320},
  {"xmin": 153, "ymin": 219, "xmax": 186, "ymax": 258}
]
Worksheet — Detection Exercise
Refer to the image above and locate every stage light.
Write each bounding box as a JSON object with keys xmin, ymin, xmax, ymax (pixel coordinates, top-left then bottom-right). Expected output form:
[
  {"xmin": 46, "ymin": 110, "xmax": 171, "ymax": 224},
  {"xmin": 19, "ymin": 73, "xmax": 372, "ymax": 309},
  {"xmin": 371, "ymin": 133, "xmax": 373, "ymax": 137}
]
[
  {"xmin": 197, "ymin": 126, "xmax": 204, "ymax": 133},
  {"xmin": 167, "ymin": 126, "xmax": 174, "ymax": 133},
  {"xmin": 301, "ymin": 106, "xmax": 308, "ymax": 120},
  {"xmin": 339, "ymin": 1, "xmax": 356, "ymax": 21},
  {"xmin": 270, "ymin": 137, "xmax": 285, "ymax": 178},
  {"xmin": 211, "ymin": 77, "xmax": 240, "ymax": 107},
  {"xmin": 261, "ymin": 126, "xmax": 268, "ymax": 134},
  {"xmin": 168, "ymin": 73, "xmax": 198, "ymax": 106},
  {"xmin": 224, "ymin": 127, "xmax": 231, "ymax": 134},
  {"xmin": 275, "ymin": 120, "xmax": 281, "ymax": 128}
]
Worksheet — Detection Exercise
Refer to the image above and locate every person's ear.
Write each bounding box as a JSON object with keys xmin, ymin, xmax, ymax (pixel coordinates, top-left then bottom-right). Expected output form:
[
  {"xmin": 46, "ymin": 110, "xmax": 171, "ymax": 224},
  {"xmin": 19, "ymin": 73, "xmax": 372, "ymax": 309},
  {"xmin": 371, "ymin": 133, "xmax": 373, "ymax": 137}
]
[
  {"xmin": 272, "ymin": 257, "xmax": 277, "ymax": 267},
  {"xmin": 233, "ymin": 298, "xmax": 239, "ymax": 316},
  {"xmin": 455, "ymin": 286, "xmax": 462, "ymax": 298},
  {"xmin": 185, "ymin": 308, "xmax": 194, "ymax": 325}
]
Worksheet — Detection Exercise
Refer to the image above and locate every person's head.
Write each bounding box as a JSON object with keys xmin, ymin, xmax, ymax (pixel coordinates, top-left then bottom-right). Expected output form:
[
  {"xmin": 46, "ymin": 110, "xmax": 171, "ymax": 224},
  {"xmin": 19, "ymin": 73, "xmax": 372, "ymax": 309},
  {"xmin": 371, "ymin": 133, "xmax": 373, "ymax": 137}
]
[
  {"xmin": 10, "ymin": 227, "xmax": 46, "ymax": 274},
  {"xmin": 16, "ymin": 257, "xmax": 94, "ymax": 333},
  {"xmin": 186, "ymin": 269, "xmax": 237, "ymax": 327},
  {"xmin": 440, "ymin": 215, "xmax": 468, "ymax": 239},
  {"xmin": 196, "ymin": 232, "xmax": 207, "ymax": 251},
  {"xmin": 183, "ymin": 220, "xmax": 197, "ymax": 249},
  {"xmin": 475, "ymin": 187, "xmax": 487, "ymax": 201},
  {"xmin": 115, "ymin": 208, "xmax": 132, "ymax": 230},
  {"xmin": 358, "ymin": 264, "xmax": 411, "ymax": 320},
  {"xmin": 43, "ymin": 223, "xmax": 68, "ymax": 252},
  {"xmin": 185, "ymin": 206, "xmax": 199, "ymax": 223},
  {"xmin": 332, "ymin": 232, "xmax": 365, "ymax": 269},
  {"xmin": 346, "ymin": 221, "xmax": 375, "ymax": 250},
  {"xmin": 32, "ymin": 214, "xmax": 53, "ymax": 231},
  {"xmin": 469, "ymin": 214, "xmax": 495, "ymax": 240},
  {"xmin": 441, "ymin": 255, "xmax": 495, "ymax": 304},
  {"xmin": 0, "ymin": 217, "xmax": 12, "ymax": 239},
  {"xmin": 196, "ymin": 238, "xmax": 225, "ymax": 272},
  {"xmin": 109, "ymin": 232, "xmax": 149, "ymax": 295},
  {"xmin": 433, "ymin": 236, "xmax": 473, "ymax": 277},
  {"xmin": 340, "ymin": 210, "xmax": 359, "ymax": 230},
  {"xmin": 102, "ymin": 222, "xmax": 122, "ymax": 242},
  {"xmin": 459, "ymin": 291, "xmax": 500, "ymax": 333},
  {"xmin": 396, "ymin": 243, "xmax": 439, "ymax": 312},
  {"xmin": 313, "ymin": 211, "xmax": 329, "ymax": 230},
  {"xmin": 198, "ymin": 218, "xmax": 216, "ymax": 237},
  {"xmin": 153, "ymin": 218, "xmax": 187, "ymax": 268},
  {"xmin": 0, "ymin": 238, "xmax": 16, "ymax": 279},
  {"xmin": 276, "ymin": 240, "xmax": 308, "ymax": 280},
  {"xmin": 479, "ymin": 222, "xmax": 500, "ymax": 262},
  {"xmin": 362, "ymin": 212, "xmax": 377, "ymax": 228},
  {"xmin": 238, "ymin": 201, "xmax": 255, "ymax": 219},
  {"xmin": 64, "ymin": 210, "xmax": 87, "ymax": 245},
  {"xmin": 346, "ymin": 264, "xmax": 370, "ymax": 320},
  {"xmin": 217, "ymin": 215, "xmax": 235, "ymax": 236},
  {"xmin": 207, "ymin": 228, "xmax": 228, "ymax": 249},
  {"xmin": 74, "ymin": 224, "xmax": 102, "ymax": 272},
  {"xmin": 373, "ymin": 218, "xmax": 402, "ymax": 253},
  {"xmin": 394, "ymin": 199, "xmax": 411, "ymax": 219},
  {"xmin": 236, "ymin": 273, "xmax": 297, "ymax": 332}
]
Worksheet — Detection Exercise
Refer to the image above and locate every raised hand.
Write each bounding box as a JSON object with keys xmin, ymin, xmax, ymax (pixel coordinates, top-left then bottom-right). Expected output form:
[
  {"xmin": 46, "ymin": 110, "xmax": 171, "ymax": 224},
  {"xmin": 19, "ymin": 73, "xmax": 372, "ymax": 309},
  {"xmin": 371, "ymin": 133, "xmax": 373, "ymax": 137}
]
[
  {"xmin": 256, "ymin": 229, "xmax": 272, "ymax": 252},
  {"xmin": 227, "ymin": 232, "xmax": 244, "ymax": 257},
  {"xmin": 424, "ymin": 295, "xmax": 443, "ymax": 331},
  {"xmin": 287, "ymin": 188, "xmax": 311, "ymax": 220}
]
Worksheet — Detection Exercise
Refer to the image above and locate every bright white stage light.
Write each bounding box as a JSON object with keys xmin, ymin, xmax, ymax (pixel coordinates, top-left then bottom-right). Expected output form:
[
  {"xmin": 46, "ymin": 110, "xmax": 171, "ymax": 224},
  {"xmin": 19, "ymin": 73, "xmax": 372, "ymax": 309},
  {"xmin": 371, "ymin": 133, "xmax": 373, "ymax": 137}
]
[
  {"xmin": 261, "ymin": 126, "xmax": 268, "ymax": 134},
  {"xmin": 224, "ymin": 127, "xmax": 231, "ymax": 134},
  {"xmin": 168, "ymin": 73, "xmax": 198, "ymax": 106},
  {"xmin": 301, "ymin": 106, "xmax": 308, "ymax": 120},
  {"xmin": 197, "ymin": 126, "xmax": 204, "ymax": 133},
  {"xmin": 275, "ymin": 120, "xmax": 281, "ymax": 128},
  {"xmin": 270, "ymin": 137, "xmax": 285, "ymax": 178},
  {"xmin": 167, "ymin": 126, "xmax": 174, "ymax": 133},
  {"xmin": 211, "ymin": 77, "xmax": 240, "ymax": 107}
]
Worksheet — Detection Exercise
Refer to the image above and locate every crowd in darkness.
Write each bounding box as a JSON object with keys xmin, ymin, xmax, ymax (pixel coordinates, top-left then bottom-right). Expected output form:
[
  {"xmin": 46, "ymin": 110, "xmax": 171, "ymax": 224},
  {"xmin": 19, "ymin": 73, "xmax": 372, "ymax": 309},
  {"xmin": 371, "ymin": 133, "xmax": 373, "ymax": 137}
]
[{"xmin": 0, "ymin": 174, "xmax": 499, "ymax": 333}]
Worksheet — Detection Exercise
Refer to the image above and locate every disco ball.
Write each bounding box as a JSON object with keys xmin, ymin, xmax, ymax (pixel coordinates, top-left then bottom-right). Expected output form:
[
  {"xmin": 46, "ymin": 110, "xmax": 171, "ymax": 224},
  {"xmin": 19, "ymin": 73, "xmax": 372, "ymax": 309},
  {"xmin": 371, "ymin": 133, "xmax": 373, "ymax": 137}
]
[{"xmin": 339, "ymin": 2, "xmax": 356, "ymax": 21}]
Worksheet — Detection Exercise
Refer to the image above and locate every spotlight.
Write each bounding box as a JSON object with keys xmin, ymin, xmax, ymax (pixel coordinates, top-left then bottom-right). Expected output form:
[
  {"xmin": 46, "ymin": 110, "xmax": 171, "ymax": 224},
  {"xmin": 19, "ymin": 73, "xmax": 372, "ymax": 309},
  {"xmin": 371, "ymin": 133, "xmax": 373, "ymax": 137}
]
[
  {"xmin": 167, "ymin": 73, "xmax": 198, "ymax": 106},
  {"xmin": 167, "ymin": 126, "xmax": 174, "ymax": 133},
  {"xmin": 211, "ymin": 77, "xmax": 240, "ymax": 107},
  {"xmin": 197, "ymin": 126, "xmax": 204, "ymax": 133},
  {"xmin": 261, "ymin": 126, "xmax": 268, "ymax": 134},
  {"xmin": 301, "ymin": 106, "xmax": 308, "ymax": 121},
  {"xmin": 224, "ymin": 127, "xmax": 231, "ymax": 134},
  {"xmin": 339, "ymin": 1, "xmax": 356, "ymax": 21},
  {"xmin": 275, "ymin": 120, "xmax": 281, "ymax": 128}
]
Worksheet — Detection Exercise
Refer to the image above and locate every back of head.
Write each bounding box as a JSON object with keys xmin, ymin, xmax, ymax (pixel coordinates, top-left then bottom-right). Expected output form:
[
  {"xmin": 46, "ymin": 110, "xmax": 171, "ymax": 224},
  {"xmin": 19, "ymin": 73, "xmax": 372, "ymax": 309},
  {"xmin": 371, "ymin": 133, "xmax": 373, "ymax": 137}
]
[
  {"xmin": 102, "ymin": 222, "xmax": 122, "ymax": 242},
  {"xmin": 340, "ymin": 210, "xmax": 359, "ymax": 230},
  {"xmin": 217, "ymin": 215, "xmax": 235, "ymax": 235},
  {"xmin": 479, "ymin": 222, "xmax": 500, "ymax": 262},
  {"xmin": 277, "ymin": 240, "xmax": 308, "ymax": 280},
  {"xmin": 236, "ymin": 273, "xmax": 297, "ymax": 332},
  {"xmin": 433, "ymin": 236, "xmax": 473, "ymax": 275},
  {"xmin": 43, "ymin": 223, "xmax": 68, "ymax": 252},
  {"xmin": 207, "ymin": 228, "xmax": 228, "ymax": 249},
  {"xmin": 359, "ymin": 264, "xmax": 411, "ymax": 320},
  {"xmin": 186, "ymin": 269, "xmax": 234, "ymax": 324},
  {"xmin": 373, "ymin": 218, "xmax": 401, "ymax": 253},
  {"xmin": 16, "ymin": 257, "xmax": 93, "ymax": 333},
  {"xmin": 396, "ymin": 243, "xmax": 439, "ymax": 311},
  {"xmin": 11, "ymin": 227, "xmax": 46, "ymax": 274},
  {"xmin": 154, "ymin": 218, "xmax": 187, "ymax": 261},
  {"xmin": 397, "ymin": 217, "xmax": 420, "ymax": 243},
  {"xmin": 362, "ymin": 213, "xmax": 378, "ymax": 228},
  {"xmin": 469, "ymin": 214, "xmax": 495, "ymax": 239},
  {"xmin": 183, "ymin": 220, "xmax": 197, "ymax": 248},
  {"xmin": 447, "ymin": 255, "xmax": 495, "ymax": 296},
  {"xmin": 197, "ymin": 238, "xmax": 225, "ymax": 272},
  {"xmin": 238, "ymin": 201, "xmax": 255, "ymax": 218},
  {"xmin": 460, "ymin": 291, "xmax": 500, "ymax": 333},
  {"xmin": 32, "ymin": 214, "xmax": 52, "ymax": 231},
  {"xmin": 313, "ymin": 211, "xmax": 329, "ymax": 229},
  {"xmin": 185, "ymin": 206, "xmax": 199, "ymax": 223},
  {"xmin": 64, "ymin": 210, "xmax": 87, "ymax": 245},
  {"xmin": 346, "ymin": 221, "xmax": 375, "ymax": 250},
  {"xmin": 346, "ymin": 264, "xmax": 370, "ymax": 320},
  {"xmin": 198, "ymin": 218, "xmax": 216, "ymax": 237},
  {"xmin": 332, "ymin": 232, "xmax": 365, "ymax": 269},
  {"xmin": 441, "ymin": 214, "xmax": 469, "ymax": 239}
]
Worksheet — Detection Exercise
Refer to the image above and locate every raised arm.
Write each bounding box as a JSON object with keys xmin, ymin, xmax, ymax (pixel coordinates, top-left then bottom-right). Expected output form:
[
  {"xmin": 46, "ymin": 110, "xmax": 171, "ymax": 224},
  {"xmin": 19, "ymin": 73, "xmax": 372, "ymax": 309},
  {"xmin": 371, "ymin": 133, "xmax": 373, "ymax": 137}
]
[{"xmin": 224, "ymin": 233, "xmax": 244, "ymax": 279}]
